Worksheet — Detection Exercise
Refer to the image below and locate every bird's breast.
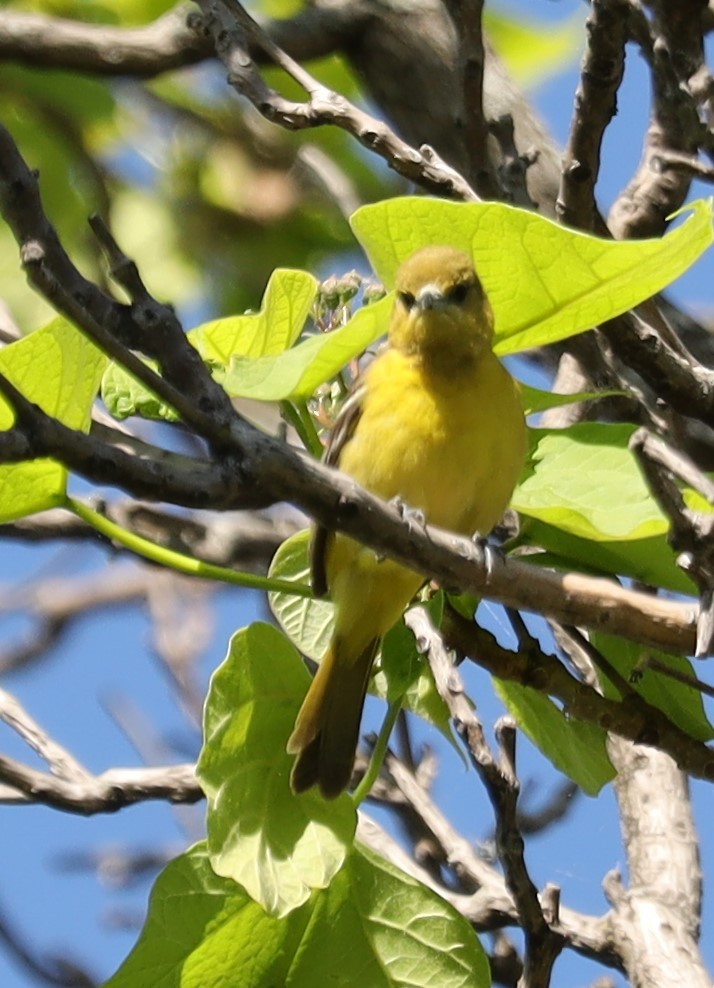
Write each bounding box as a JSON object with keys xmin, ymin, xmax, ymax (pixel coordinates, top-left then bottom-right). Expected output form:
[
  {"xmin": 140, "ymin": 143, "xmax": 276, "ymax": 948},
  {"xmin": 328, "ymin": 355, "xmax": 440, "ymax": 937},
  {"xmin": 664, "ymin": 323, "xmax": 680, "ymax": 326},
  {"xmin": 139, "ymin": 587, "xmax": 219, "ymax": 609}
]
[{"xmin": 338, "ymin": 348, "xmax": 526, "ymax": 537}]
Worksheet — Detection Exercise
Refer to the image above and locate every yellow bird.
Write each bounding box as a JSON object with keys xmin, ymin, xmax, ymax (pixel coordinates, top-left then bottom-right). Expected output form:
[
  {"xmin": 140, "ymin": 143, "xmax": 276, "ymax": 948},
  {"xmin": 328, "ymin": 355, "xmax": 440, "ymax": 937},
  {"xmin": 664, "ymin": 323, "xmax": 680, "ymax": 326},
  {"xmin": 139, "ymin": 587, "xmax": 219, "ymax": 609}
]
[{"xmin": 288, "ymin": 245, "xmax": 526, "ymax": 798}]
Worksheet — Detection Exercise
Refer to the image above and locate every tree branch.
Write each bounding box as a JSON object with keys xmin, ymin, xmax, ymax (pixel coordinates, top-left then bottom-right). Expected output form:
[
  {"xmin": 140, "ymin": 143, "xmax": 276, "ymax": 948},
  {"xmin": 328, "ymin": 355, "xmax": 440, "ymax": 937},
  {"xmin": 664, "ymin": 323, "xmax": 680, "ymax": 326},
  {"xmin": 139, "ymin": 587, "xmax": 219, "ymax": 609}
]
[
  {"xmin": 199, "ymin": 0, "xmax": 477, "ymax": 200},
  {"xmin": 407, "ymin": 606, "xmax": 563, "ymax": 985},
  {"xmin": 0, "ymin": 754, "xmax": 201, "ymax": 814},
  {"xmin": 441, "ymin": 609, "xmax": 714, "ymax": 783},
  {"xmin": 557, "ymin": 0, "xmax": 628, "ymax": 231}
]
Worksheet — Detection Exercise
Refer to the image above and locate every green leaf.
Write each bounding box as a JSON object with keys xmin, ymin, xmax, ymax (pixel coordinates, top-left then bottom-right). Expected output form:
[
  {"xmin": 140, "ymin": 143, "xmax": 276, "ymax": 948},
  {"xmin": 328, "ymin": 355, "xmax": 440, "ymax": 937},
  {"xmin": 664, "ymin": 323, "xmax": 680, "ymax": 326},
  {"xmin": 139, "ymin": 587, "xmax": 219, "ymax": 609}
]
[
  {"xmin": 104, "ymin": 843, "xmax": 311, "ymax": 988},
  {"xmin": 0, "ymin": 317, "xmax": 106, "ymax": 522},
  {"xmin": 519, "ymin": 381, "xmax": 623, "ymax": 416},
  {"xmin": 517, "ymin": 518, "xmax": 694, "ymax": 595},
  {"xmin": 269, "ymin": 529, "xmax": 333, "ymax": 661},
  {"xmin": 100, "ymin": 270, "xmax": 323, "ymax": 419},
  {"xmin": 591, "ymin": 634, "xmax": 714, "ymax": 741},
  {"xmin": 221, "ymin": 294, "xmax": 391, "ymax": 401},
  {"xmin": 350, "ymin": 198, "xmax": 713, "ymax": 354},
  {"xmin": 286, "ymin": 842, "xmax": 490, "ymax": 988},
  {"xmin": 190, "ymin": 268, "xmax": 318, "ymax": 363},
  {"xmin": 101, "ymin": 356, "xmax": 179, "ymax": 422},
  {"xmin": 513, "ymin": 423, "xmax": 668, "ymax": 541},
  {"xmin": 106, "ymin": 841, "xmax": 489, "ymax": 988},
  {"xmin": 197, "ymin": 623, "xmax": 356, "ymax": 918},
  {"xmin": 493, "ymin": 680, "xmax": 615, "ymax": 794}
]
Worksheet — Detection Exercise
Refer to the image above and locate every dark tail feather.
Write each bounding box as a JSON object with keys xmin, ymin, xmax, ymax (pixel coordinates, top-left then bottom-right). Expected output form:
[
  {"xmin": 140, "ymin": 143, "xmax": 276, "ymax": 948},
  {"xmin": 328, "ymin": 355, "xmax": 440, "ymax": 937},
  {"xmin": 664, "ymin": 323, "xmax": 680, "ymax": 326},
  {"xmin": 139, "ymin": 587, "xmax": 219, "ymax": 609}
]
[{"xmin": 289, "ymin": 638, "xmax": 378, "ymax": 799}]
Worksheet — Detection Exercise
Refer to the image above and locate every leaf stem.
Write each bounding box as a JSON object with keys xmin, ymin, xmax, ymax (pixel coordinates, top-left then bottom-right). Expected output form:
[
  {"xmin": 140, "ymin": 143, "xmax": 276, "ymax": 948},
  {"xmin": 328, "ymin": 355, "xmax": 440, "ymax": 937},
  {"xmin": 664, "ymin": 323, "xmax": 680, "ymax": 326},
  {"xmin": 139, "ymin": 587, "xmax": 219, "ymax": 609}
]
[
  {"xmin": 281, "ymin": 399, "xmax": 322, "ymax": 457},
  {"xmin": 296, "ymin": 400, "xmax": 323, "ymax": 457},
  {"xmin": 65, "ymin": 496, "xmax": 313, "ymax": 598},
  {"xmin": 352, "ymin": 698, "xmax": 402, "ymax": 806}
]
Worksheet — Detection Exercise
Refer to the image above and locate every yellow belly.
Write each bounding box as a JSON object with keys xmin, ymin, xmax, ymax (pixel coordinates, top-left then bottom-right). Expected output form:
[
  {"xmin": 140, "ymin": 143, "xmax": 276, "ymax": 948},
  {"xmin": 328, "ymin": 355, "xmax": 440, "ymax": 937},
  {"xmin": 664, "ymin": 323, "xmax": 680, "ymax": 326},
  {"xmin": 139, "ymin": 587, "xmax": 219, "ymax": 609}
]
[{"xmin": 325, "ymin": 348, "xmax": 526, "ymax": 654}]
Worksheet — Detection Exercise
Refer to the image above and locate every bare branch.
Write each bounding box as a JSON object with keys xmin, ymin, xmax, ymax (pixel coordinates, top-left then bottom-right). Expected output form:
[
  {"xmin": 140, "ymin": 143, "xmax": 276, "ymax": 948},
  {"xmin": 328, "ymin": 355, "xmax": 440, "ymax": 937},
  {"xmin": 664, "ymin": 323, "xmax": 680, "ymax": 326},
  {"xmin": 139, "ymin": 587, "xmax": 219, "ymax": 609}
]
[
  {"xmin": 0, "ymin": 4, "xmax": 208, "ymax": 76},
  {"xmin": 407, "ymin": 606, "xmax": 564, "ymax": 984},
  {"xmin": 199, "ymin": 0, "xmax": 477, "ymax": 200},
  {"xmin": 557, "ymin": 0, "xmax": 628, "ymax": 231},
  {"xmin": 0, "ymin": 756, "xmax": 201, "ymax": 814}
]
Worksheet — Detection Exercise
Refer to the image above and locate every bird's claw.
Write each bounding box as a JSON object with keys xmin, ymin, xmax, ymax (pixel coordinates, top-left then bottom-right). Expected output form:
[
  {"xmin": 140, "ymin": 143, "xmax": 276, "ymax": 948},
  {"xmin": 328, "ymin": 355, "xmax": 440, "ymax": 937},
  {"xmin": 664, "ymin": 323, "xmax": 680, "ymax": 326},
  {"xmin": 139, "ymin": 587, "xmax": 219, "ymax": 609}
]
[
  {"xmin": 390, "ymin": 496, "xmax": 426, "ymax": 533},
  {"xmin": 471, "ymin": 534, "xmax": 504, "ymax": 583}
]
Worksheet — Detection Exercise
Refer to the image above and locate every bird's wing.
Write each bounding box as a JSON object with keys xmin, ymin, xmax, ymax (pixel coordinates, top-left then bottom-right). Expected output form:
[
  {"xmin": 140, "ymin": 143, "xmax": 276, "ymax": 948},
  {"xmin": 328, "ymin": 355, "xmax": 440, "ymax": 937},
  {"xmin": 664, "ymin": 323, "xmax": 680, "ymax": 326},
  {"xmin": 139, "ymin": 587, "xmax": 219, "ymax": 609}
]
[{"xmin": 310, "ymin": 381, "xmax": 366, "ymax": 598}]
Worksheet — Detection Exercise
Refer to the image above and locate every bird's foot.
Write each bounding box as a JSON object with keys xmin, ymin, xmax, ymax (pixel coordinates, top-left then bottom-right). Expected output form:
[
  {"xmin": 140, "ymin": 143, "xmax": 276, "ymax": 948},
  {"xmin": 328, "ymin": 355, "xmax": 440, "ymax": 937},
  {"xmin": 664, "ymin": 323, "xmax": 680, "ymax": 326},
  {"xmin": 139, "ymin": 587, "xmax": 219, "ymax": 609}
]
[
  {"xmin": 390, "ymin": 496, "xmax": 427, "ymax": 534},
  {"xmin": 471, "ymin": 534, "xmax": 504, "ymax": 583}
]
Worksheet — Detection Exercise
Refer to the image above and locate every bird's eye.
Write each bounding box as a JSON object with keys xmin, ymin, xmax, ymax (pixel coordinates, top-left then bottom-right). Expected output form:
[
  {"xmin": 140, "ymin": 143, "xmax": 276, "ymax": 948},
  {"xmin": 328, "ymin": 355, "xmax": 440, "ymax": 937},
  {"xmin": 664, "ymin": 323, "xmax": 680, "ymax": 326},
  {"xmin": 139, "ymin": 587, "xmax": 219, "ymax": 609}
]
[
  {"xmin": 399, "ymin": 291, "xmax": 416, "ymax": 311},
  {"xmin": 447, "ymin": 282, "xmax": 471, "ymax": 305}
]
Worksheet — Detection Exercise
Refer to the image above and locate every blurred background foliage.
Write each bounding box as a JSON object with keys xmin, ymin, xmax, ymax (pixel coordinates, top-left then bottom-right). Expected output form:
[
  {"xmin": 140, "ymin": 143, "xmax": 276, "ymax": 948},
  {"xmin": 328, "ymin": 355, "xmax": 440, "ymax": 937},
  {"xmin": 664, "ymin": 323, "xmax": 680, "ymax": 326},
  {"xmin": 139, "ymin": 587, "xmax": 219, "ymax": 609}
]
[{"xmin": 0, "ymin": 0, "xmax": 579, "ymax": 334}]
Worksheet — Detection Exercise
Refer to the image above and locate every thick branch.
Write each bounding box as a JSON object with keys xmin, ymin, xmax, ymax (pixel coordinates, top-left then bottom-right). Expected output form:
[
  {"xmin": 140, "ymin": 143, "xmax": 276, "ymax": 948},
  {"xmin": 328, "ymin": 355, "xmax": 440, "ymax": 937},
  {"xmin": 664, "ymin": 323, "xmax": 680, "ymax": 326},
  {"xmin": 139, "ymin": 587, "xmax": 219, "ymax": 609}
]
[{"xmin": 607, "ymin": 740, "xmax": 709, "ymax": 988}]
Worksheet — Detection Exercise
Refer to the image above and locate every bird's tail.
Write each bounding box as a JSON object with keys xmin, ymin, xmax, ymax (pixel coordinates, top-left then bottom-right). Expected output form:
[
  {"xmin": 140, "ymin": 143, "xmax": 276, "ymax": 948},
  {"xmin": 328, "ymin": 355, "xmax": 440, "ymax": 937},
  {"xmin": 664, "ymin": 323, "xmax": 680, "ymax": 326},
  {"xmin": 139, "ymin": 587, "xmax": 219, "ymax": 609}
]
[{"xmin": 288, "ymin": 636, "xmax": 378, "ymax": 799}]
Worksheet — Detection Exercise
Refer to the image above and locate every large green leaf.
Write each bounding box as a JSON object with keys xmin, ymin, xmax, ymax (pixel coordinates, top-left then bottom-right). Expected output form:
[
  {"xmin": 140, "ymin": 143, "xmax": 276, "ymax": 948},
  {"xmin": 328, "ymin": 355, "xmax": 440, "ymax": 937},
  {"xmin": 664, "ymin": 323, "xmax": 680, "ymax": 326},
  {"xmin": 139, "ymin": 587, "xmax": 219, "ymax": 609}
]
[
  {"xmin": 190, "ymin": 268, "xmax": 317, "ymax": 362},
  {"xmin": 197, "ymin": 622, "xmax": 356, "ymax": 918},
  {"xmin": 0, "ymin": 317, "xmax": 106, "ymax": 522},
  {"xmin": 592, "ymin": 634, "xmax": 714, "ymax": 741},
  {"xmin": 350, "ymin": 198, "xmax": 713, "ymax": 354},
  {"xmin": 105, "ymin": 842, "xmax": 489, "ymax": 988},
  {"xmin": 288, "ymin": 842, "xmax": 490, "ymax": 988},
  {"xmin": 222, "ymin": 294, "xmax": 391, "ymax": 401},
  {"xmin": 103, "ymin": 844, "xmax": 311, "ymax": 988},
  {"xmin": 513, "ymin": 423, "xmax": 668, "ymax": 542},
  {"xmin": 493, "ymin": 680, "xmax": 615, "ymax": 794}
]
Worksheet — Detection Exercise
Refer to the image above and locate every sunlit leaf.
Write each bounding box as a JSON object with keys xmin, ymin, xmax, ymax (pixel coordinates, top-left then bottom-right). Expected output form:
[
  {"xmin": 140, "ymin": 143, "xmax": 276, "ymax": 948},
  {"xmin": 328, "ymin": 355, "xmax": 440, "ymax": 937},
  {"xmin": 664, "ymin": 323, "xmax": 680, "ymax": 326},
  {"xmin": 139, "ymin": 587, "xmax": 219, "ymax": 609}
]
[
  {"xmin": 350, "ymin": 198, "xmax": 713, "ymax": 354},
  {"xmin": 517, "ymin": 518, "xmax": 694, "ymax": 595},
  {"xmin": 0, "ymin": 317, "xmax": 106, "ymax": 522},
  {"xmin": 105, "ymin": 841, "xmax": 489, "ymax": 988},
  {"xmin": 519, "ymin": 381, "xmax": 623, "ymax": 416},
  {"xmin": 197, "ymin": 623, "xmax": 356, "ymax": 918},
  {"xmin": 191, "ymin": 268, "xmax": 317, "ymax": 362},
  {"xmin": 494, "ymin": 680, "xmax": 615, "ymax": 794},
  {"xmin": 513, "ymin": 423, "xmax": 667, "ymax": 541},
  {"xmin": 222, "ymin": 294, "xmax": 391, "ymax": 401},
  {"xmin": 269, "ymin": 529, "xmax": 333, "ymax": 662}
]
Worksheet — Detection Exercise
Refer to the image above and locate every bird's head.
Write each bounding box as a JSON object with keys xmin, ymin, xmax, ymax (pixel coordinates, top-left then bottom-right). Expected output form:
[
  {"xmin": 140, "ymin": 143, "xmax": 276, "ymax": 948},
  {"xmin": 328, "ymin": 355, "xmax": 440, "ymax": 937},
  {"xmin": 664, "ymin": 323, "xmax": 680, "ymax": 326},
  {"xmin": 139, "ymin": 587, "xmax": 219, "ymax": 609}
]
[{"xmin": 388, "ymin": 245, "xmax": 493, "ymax": 371}]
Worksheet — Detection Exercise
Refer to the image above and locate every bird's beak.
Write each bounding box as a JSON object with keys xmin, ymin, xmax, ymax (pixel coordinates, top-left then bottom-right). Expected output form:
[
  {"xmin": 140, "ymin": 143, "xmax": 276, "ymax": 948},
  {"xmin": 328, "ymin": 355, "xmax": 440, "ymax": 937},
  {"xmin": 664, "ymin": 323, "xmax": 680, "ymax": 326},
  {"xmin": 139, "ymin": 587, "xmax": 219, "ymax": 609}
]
[{"xmin": 415, "ymin": 285, "xmax": 446, "ymax": 312}]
